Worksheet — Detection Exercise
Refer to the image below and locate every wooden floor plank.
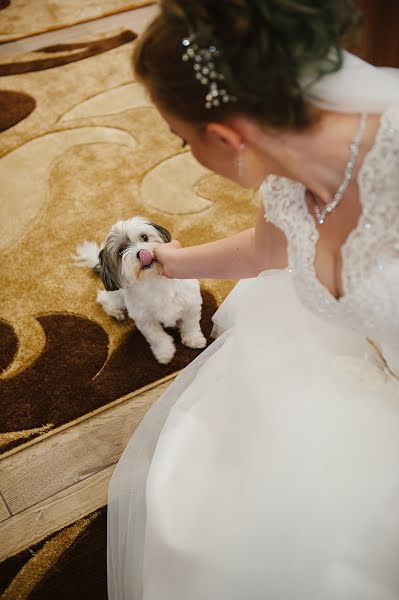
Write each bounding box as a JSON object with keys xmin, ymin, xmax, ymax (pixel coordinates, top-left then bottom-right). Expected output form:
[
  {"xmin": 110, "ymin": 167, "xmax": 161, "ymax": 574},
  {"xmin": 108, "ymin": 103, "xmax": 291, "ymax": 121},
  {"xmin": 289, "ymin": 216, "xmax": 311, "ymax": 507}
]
[
  {"xmin": 0, "ymin": 493, "xmax": 11, "ymax": 523},
  {"xmin": 0, "ymin": 465, "xmax": 113, "ymax": 560},
  {"xmin": 0, "ymin": 380, "xmax": 171, "ymax": 516}
]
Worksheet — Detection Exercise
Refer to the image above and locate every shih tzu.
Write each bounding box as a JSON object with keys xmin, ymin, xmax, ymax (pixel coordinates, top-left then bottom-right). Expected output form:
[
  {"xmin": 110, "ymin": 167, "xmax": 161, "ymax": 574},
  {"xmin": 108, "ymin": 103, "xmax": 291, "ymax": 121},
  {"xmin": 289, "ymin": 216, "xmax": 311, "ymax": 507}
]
[{"xmin": 74, "ymin": 216, "xmax": 206, "ymax": 364}]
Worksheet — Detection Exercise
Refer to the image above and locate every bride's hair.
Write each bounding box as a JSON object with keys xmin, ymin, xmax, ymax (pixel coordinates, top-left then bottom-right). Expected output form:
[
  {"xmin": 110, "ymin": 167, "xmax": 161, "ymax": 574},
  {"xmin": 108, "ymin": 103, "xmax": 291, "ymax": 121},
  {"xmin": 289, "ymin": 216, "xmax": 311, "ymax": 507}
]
[{"xmin": 134, "ymin": 0, "xmax": 359, "ymax": 128}]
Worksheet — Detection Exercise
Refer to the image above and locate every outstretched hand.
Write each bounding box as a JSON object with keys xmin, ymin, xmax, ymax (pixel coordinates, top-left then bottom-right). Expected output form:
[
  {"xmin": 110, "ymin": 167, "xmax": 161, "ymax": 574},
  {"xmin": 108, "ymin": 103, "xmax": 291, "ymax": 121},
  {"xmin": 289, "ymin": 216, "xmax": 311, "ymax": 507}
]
[{"xmin": 154, "ymin": 240, "xmax": 182, "ymax": 278}]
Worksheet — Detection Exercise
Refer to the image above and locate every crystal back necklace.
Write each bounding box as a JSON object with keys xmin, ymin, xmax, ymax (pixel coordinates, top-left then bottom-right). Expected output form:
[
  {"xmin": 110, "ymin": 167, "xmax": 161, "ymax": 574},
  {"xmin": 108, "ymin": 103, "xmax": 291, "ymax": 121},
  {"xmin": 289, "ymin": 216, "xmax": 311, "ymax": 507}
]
[{"xmin": 312, "ymin": 112, "xmax": 368, "ymax": 225}]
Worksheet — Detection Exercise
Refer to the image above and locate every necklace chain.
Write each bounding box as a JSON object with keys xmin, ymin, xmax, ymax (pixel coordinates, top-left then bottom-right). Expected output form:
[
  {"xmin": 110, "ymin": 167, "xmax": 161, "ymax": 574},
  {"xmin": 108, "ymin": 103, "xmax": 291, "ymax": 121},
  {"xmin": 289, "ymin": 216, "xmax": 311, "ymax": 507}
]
[{"xmin": 313, "ymin": 112, "xmax": 368, "ymax": 225}]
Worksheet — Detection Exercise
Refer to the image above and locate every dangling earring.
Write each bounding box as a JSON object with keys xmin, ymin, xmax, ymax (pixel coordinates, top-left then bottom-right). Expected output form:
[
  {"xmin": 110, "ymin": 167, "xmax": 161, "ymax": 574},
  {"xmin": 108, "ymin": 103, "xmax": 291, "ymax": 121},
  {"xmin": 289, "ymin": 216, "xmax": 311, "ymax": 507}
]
[{"xmin": 237, "ymin": 143, "xmax": 245, "ymax": 178}]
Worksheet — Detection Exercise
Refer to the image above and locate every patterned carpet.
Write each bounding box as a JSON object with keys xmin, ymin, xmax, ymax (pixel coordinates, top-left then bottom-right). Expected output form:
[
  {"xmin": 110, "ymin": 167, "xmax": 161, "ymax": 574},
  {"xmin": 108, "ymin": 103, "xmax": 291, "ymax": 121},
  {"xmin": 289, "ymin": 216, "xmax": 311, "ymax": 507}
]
[
  {"xmin": 0, "ymin": 507, "xmax": 108, "ymax": 599},
  {"xmin": 0, "ymin": 0, "xmax": 155, "ymax": 43},
  {"xmin": 0, "ymin": 29, "xmax": 260, "ymax": 454}
]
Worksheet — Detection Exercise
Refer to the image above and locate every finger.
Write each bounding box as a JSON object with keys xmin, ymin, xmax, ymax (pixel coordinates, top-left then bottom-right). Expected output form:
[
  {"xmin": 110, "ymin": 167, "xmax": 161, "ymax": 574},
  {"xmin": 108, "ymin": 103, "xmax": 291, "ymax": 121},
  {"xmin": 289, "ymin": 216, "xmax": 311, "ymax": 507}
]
[{"xmin": 169, "ymin": 239, "xmax": 182, "ymax": 249}]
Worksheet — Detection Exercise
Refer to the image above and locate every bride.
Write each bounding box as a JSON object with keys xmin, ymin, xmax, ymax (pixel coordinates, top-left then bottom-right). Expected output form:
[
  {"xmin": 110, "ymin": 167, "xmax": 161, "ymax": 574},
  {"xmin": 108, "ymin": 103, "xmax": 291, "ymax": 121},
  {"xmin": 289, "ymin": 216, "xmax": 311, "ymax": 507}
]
[{"xmin": 107, "ymin": 1, "xmax": 399, "ymax": 598}]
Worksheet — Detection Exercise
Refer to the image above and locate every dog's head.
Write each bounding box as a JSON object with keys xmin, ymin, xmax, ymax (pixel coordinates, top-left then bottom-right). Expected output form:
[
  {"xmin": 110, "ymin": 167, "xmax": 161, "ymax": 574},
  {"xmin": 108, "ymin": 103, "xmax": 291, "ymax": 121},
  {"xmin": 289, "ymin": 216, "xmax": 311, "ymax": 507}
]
[{"xmin": 98, "ymin": 216, "xmax": 171, "ymax": 290}]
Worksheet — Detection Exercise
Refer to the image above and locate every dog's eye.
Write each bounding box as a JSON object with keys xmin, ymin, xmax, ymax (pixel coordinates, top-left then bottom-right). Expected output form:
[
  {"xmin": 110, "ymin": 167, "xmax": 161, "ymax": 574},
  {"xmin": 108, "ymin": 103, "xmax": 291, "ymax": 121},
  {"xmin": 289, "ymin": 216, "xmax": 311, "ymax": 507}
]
[{"xmin": 141, "ymin": 234, "xmax": 149, "ymax": 242}]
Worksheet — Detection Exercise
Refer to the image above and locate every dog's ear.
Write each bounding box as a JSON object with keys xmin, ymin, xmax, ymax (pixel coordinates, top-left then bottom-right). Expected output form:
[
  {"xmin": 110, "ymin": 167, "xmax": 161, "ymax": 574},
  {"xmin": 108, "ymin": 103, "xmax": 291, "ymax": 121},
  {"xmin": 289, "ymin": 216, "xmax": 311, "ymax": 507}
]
[
  {"xmin": 150, "ymin": 222, "xmax": 172, "ymax": 244},
  {"xmin": 98, "ymin": 248, "xmax": 120, "ymax": 291}
]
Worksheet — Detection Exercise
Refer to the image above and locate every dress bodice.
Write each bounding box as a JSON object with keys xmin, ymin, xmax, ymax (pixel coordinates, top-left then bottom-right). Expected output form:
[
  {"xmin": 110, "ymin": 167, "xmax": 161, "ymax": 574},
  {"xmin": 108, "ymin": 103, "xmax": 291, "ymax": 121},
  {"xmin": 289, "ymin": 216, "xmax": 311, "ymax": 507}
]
[{"xmin": 262, "ymin": 106, "xmax": 399, "ymax": 375}]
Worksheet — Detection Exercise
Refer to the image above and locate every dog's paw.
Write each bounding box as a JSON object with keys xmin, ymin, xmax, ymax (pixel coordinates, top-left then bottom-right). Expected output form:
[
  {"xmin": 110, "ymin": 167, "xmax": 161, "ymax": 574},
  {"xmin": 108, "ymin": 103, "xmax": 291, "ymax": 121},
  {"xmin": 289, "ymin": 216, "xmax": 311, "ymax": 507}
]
[
  {"xmin": 152, "ymin": 336, "xmax": 176, "ymax": 364},
  {"xmin": 181, "ymin": 331, "xmax": 207, "ymax": 349},
  {"xmin": 96, "ymin": 290, "xmax": 127, "ymax": 321},
  {"xmin": 110, "ymin": 308, "xmax": 127, "ymax": 322}
]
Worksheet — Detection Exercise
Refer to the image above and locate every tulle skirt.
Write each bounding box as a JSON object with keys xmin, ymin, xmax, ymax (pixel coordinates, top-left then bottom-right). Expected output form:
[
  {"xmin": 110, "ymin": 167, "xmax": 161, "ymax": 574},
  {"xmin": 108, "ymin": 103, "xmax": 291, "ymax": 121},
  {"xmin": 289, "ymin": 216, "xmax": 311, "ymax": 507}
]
[{"xmin": 107, "ymin": 270, "xmax": 399, "ymax": 600}]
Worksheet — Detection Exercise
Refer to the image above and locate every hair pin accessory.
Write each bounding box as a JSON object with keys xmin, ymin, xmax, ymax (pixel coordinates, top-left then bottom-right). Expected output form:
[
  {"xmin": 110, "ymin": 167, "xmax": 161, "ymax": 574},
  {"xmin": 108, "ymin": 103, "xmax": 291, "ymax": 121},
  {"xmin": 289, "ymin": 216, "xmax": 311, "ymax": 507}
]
[{"xmin": 182, "ymin": 35, "xmax": 237, "ymax": 109}]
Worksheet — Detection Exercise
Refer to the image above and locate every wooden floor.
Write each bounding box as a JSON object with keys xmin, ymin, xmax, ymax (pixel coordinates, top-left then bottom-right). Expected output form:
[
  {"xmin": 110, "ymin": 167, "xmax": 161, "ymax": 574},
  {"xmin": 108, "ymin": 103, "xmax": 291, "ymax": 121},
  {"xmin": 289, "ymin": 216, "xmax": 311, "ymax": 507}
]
[
  {"xmin": 0, "ymin": 3, "xmax": 166, "ymax": 561},
  {"xmin": 0, "ymin": 378, "xmax": 173, "ymax": 560}
]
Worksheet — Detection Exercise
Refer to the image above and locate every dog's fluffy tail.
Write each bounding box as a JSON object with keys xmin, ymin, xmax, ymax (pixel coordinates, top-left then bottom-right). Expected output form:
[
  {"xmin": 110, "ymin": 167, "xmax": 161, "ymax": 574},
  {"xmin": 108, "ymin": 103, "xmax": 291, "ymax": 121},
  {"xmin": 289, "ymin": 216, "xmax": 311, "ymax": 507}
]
[{"xmin": 73, "ymin": 241, "xmax": 101, "ymax": 272}]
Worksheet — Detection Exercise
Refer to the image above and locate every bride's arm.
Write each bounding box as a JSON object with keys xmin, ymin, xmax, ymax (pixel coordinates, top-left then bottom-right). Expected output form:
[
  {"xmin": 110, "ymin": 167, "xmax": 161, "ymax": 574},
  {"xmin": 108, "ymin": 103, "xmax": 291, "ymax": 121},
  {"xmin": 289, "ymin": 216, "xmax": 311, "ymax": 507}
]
[{"xmin": 154, "ymin": 203, "xmax": 288, "ymax": 279}]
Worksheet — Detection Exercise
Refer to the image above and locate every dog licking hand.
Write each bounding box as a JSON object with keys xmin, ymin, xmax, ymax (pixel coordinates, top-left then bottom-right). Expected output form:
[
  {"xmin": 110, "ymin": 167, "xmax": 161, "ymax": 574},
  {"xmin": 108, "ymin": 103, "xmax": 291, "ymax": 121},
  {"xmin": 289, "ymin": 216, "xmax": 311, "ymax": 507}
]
[{"xmin": 75, "ymin": 216, "xmax": 206, "ymax": 364}]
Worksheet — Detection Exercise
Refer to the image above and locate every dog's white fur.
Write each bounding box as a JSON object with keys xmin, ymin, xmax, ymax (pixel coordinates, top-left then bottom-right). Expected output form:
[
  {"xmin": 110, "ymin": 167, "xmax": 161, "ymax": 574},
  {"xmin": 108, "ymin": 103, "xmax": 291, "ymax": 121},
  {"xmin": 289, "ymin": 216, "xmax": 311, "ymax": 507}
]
[{"xmin": 75, "ymin": 216, "xmax": 206, "ymax": 364}]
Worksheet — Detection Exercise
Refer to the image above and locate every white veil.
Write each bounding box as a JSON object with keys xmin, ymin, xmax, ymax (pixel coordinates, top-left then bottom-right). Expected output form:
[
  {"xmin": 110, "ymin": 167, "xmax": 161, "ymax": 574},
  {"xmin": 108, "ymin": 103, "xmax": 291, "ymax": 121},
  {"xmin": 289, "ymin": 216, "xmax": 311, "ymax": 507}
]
[
  {"xmin": 107, "ymin": 50, "xmax": 399, "ymax": 600},
  {"xmin": 305, "ymin": 50, "xmax": 399, "ymax": 112}
]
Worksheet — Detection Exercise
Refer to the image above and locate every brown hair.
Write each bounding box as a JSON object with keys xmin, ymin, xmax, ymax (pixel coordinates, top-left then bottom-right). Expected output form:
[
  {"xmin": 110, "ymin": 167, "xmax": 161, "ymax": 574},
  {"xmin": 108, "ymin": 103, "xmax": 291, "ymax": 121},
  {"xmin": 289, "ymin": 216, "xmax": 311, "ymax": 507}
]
[{"xmin": 134, "ymin": 0, "xmax": 358, "ymax": 129}]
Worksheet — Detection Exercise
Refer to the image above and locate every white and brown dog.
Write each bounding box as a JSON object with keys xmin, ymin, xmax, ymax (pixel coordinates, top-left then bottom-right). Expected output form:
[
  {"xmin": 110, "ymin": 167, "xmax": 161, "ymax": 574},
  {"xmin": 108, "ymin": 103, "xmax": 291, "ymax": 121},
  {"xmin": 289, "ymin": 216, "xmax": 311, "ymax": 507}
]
[{"xmin": 75, "ymin": 216, "xmax": 206, "ymax": 363}]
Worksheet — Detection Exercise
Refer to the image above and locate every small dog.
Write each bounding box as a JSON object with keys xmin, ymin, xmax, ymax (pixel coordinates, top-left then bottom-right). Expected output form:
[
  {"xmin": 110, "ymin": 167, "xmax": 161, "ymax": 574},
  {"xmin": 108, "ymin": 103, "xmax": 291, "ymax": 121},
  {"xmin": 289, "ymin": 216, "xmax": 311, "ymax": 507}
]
[{"xmin": 74, "ymin": 216, "xmax": 206, "ymax": 364}]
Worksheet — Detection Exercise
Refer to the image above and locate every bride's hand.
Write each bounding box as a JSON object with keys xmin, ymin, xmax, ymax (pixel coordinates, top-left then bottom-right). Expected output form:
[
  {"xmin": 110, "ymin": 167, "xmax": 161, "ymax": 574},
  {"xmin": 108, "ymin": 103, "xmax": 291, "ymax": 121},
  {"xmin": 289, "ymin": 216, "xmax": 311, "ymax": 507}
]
[{"xmin": 154, "ymin": 240, "xmax": 182, "ymax": 278}]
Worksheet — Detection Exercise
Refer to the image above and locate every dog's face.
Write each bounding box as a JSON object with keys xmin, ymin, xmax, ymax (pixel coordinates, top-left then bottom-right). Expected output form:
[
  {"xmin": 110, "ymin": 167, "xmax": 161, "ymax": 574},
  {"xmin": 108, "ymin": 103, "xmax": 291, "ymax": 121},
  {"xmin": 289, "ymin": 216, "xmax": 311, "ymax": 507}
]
[{"xmin": 98, "ymin": 216, "xmax": 171, "ymax": 290}]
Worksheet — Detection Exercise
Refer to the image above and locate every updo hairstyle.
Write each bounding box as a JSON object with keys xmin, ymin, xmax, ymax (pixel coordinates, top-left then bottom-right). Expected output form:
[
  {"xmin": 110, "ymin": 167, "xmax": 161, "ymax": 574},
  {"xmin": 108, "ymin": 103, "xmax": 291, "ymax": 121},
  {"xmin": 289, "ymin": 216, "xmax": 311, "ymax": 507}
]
[{"xmin": 134, "ymin": 0, "xmax": 359, "ymax": 129}]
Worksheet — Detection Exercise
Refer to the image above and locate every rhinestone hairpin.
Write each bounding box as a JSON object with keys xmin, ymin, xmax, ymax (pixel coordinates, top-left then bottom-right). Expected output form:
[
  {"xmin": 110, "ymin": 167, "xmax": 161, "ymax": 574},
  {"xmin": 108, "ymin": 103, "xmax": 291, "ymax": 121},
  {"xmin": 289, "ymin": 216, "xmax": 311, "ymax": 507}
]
[{"xmin": 181, "ymin": 35, "xmax": 237, "ymax": 109}]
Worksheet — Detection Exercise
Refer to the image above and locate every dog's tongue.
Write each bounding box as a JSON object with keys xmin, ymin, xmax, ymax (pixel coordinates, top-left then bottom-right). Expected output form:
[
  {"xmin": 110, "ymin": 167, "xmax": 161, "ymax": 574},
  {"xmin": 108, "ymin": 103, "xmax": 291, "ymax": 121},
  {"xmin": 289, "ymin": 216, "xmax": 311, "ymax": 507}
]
[{"xmin": 138, "ymin": 249, "xmax": 153, "ymax": 266}]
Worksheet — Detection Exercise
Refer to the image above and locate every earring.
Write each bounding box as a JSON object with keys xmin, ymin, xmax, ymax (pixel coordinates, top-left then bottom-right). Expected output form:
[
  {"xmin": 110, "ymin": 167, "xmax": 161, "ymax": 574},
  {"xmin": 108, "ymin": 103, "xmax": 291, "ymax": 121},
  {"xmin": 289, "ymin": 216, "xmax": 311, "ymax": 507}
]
[{"xmin": 237, "ymin": 143, "xmax": 245, "ymax": 178}]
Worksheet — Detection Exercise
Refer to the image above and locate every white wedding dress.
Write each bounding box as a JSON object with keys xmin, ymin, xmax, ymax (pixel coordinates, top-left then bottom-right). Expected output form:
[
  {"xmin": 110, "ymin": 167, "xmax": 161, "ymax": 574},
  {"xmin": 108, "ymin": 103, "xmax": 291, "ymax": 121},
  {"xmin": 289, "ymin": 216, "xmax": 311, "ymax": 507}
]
[{"xmin": 107, "ymin": 103, "xmax": 399, "ymax": 600}]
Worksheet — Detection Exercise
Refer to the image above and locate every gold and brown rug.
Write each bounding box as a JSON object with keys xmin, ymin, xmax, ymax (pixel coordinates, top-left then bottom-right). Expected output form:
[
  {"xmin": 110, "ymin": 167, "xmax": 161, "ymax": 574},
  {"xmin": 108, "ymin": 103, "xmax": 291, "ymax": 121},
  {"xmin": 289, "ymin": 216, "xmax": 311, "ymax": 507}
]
[
  {"xmin": 0, "ymin": 0, "xmax": 155, "ymax": 44},
  {"xmin": 0, "ymin": 29, "xmax": 260, "ymax": 455},
  {"xmin": 0, "ymin": 507, "xmax": 107, "ymax": 599}
]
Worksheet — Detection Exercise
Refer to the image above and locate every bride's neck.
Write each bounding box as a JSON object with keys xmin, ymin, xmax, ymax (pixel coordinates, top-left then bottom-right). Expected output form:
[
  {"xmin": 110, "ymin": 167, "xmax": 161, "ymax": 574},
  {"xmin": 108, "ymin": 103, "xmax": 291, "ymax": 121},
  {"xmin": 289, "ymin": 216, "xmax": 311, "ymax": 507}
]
[{"xmin": 262, "ymin": 111, "xmax": 381, "ymax": 204}]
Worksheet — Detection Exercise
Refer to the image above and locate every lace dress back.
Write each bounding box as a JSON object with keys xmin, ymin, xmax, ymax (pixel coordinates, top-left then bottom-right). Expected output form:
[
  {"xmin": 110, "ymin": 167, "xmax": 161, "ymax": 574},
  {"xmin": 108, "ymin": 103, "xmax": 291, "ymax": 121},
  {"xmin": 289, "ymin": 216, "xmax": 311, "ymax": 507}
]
[{"xmin": 262, "ymin": 106, "xmax": 399, "ymax": 375}]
